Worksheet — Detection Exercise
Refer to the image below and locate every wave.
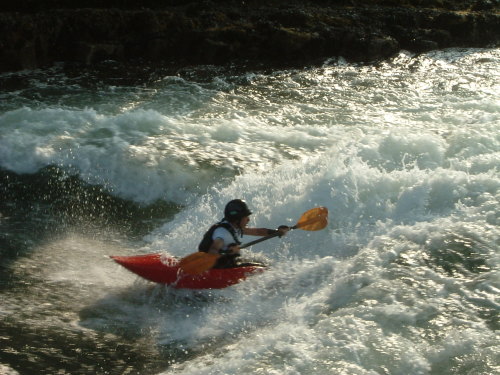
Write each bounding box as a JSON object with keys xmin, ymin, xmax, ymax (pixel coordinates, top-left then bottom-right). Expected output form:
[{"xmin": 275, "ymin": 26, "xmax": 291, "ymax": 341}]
[{"xmin": 1, "ymin": 48, "xmax": 498, "ymax": 375}]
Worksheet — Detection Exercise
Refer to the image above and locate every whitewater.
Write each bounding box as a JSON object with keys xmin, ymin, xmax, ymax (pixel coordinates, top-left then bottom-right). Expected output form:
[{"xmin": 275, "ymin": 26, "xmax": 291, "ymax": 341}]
[{"xmin": 0, "ymin": 48, "xmax": 498, "ymax": 375}]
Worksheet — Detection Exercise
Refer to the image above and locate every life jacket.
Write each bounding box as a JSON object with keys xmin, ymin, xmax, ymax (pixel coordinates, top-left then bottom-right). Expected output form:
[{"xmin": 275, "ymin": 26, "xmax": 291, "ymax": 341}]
[{"xmin": 198, "ymin": 221, "xmax": 241, "ymax": 252}]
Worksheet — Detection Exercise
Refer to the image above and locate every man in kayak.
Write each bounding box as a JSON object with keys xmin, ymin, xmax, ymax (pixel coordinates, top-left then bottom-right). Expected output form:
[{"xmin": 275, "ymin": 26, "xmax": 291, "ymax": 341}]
[{"xmin": 198, "ymin": 199, "xmax": 290, "ymax": 268}]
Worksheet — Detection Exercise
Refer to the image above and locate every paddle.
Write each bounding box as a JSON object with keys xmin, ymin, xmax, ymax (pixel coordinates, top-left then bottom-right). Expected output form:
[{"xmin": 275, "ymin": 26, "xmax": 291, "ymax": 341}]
[{"xmin": 178, "ymin": 207, "xmax": 328, "ymax": 275}]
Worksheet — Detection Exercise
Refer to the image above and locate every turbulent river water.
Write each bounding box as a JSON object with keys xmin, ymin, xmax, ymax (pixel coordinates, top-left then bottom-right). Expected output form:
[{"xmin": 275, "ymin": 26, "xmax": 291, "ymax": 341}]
[{"xmin": 0, "ymin": 48, "xmax": 499, "ymax": 375}]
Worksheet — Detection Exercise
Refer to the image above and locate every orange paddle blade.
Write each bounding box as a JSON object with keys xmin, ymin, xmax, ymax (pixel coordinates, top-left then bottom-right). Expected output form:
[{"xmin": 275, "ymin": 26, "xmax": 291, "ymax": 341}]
[
  {"xmin": 295, "ymin": 207, "xmax": 328, "ymax": 231},
  {"xmin": 178, "ymin": 252, "xmax": 220, "ymax": 275}
]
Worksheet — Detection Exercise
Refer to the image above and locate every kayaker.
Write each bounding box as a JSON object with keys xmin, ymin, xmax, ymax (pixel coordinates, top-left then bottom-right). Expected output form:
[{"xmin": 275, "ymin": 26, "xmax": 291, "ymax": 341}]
[{"xmin": 198, "ymin": 199, "xmax": 290, "ymax": 268}]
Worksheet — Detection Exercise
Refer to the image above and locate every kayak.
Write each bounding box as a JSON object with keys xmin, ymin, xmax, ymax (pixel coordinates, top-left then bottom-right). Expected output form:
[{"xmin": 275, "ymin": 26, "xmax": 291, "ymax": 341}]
[{"xmin": 110, "ymin": 253, "xmax": 266, "ymax": 289}]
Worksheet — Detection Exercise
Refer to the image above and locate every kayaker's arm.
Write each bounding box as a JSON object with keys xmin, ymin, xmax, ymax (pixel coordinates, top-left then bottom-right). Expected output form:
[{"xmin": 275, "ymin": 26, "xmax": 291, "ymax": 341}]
[
  {"xmin": 243, "ymin": 226, "xmax": 290, "ymax": 237},
  {"xmin": 207, "ymin": 238, "xmax": 224, "ymax": 254},
  {"xmin": 243, "ymin": 227, "xmax": 269, "ymax": 236}
]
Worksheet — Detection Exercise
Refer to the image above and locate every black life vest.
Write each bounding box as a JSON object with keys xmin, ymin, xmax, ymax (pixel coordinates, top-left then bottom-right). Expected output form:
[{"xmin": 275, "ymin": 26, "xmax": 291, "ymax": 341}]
[{"xmin": 198, "ymin": 221, "xmax": 241, "ymax": 252}]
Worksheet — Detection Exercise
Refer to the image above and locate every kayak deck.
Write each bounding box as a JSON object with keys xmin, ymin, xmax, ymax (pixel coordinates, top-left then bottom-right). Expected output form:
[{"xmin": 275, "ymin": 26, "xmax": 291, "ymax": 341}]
[{"xmin": 110, "ymin": 253, "xmax": 265, "ymax": 289}]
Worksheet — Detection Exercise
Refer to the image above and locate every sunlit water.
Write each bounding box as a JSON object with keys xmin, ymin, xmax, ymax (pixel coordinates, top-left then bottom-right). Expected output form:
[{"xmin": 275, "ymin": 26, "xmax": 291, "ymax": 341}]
[{"xmin": 0, "ymin": 48, "xmax": 498, "ymax": 375}]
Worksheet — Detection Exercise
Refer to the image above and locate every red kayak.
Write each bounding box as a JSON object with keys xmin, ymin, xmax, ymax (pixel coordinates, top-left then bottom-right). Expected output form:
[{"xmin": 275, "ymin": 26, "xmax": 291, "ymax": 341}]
[{"xmin": 110, "ymin": 253, "xmax": 266, "ymax": 289}]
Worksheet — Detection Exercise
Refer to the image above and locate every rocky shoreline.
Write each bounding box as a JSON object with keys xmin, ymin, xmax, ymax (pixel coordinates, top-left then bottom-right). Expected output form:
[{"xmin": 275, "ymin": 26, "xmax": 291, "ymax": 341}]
[{"xmin": 0, "ymin": 0, "xmax": 499, "ymax": 73}]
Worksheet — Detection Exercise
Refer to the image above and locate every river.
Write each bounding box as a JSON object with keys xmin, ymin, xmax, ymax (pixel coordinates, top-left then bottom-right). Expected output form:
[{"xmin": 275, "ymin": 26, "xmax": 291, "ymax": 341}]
[{"xmin": 0, "ymin": 48, "xmax": 498, "ymax": 375}]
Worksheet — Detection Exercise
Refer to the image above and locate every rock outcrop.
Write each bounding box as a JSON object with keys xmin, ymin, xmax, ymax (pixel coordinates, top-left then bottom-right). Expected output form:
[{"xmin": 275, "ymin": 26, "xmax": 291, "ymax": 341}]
[{"xmin": 0, "ymin": 0, "xmax": 498, "ymax": 72}]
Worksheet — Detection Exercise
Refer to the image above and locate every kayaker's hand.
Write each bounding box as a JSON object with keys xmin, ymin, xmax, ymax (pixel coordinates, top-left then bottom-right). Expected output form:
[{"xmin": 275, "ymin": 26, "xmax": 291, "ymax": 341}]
[
  {"xmin": 227, "ymin": 244, "xmax": 241, "ymax": 255},
  {"xmin": 277, "ymin": 225, "xmax": 290, "ymax": 237}
]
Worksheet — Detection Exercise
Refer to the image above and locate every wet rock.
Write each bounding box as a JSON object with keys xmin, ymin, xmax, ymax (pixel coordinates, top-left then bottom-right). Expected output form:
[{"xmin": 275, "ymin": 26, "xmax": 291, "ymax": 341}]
[{"xmin": 0, "ymin": 0, "xmax": 498, "ymax": 72}]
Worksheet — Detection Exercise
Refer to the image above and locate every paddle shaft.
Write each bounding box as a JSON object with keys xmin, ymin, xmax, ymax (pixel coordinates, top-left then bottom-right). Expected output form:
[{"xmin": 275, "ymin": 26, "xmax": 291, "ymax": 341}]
[{"xmin": 240, "ymin": 224, "xmax": 300, "ymax": 249}]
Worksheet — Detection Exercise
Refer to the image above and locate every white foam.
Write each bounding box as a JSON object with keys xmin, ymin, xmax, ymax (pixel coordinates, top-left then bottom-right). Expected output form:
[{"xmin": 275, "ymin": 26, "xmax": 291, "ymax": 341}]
[
  {"xmin": 1, "ymin": 50, "xmax": 498, "ymax": 209},
  {"xmin": 0, "ymin": 364, "xmax": 20, "ymax": 375}
]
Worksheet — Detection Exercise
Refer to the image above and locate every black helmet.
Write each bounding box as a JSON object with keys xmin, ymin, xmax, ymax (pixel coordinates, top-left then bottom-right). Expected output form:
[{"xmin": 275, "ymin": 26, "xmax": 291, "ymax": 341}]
[{"xmin": 224, "ymin": 199, "xmax": 252, "ymax": 221}]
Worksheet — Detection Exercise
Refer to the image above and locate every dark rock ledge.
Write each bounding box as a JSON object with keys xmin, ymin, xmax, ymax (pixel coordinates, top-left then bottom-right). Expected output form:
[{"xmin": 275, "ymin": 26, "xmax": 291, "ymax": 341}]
[{"xmin": 0, "ymin": 0, "xmax": 498, "ymax": 73}]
